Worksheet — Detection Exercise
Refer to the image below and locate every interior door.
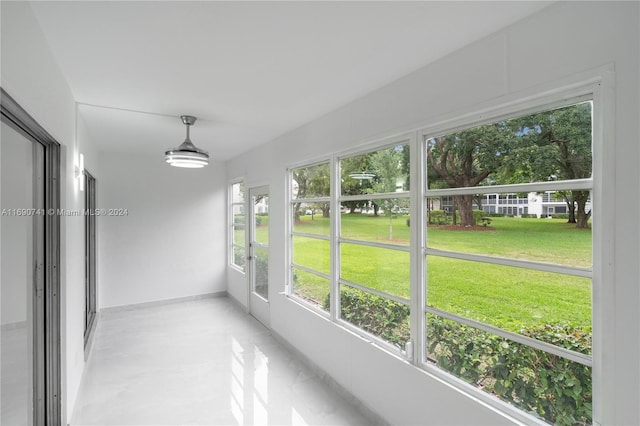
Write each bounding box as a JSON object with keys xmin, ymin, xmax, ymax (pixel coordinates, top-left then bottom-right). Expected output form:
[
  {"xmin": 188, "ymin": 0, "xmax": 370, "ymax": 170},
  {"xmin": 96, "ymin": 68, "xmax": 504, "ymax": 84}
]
[{"xmin": 248, "ymin": 186, "xmax": 270, "ymax": 328}]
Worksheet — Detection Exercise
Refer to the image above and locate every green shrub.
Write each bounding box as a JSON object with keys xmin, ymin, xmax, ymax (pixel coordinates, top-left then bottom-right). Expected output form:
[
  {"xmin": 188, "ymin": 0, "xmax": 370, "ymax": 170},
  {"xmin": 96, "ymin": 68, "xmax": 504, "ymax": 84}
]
[
  {"xmin": 429, "ymin": 210, "xmax": 449, "ymax": 225},
  {"xmin": 235, "ymin": 214, "xmax": 263, "ymax": 226},
  {"xmin": 520, "ymin": 213, "xmax": 534, "ymax": 218},
  {"xmin": 427, "ymin": 316, "xmax": 592, "ymax": 425},
  {"xmin": 472, "ymin": 210, "xmax": 485, "ymax": 225},
  {"xmin": 233, "ymin": 247, "xmax": 245, "ymax": 268},
  {"xmin": 321, "ymin": 288, "xmax": 592, "ymax": 424},
  {"xmin": 551, "ymin": 213, "xmax": 570, "ymax": 219},
  {"xmin": 253, "ymin": 252, "xmax": 268, "ymax": 297},
  {"xmin": 323, "ymin": 286, "xmax": 410, "ymax": 348}
]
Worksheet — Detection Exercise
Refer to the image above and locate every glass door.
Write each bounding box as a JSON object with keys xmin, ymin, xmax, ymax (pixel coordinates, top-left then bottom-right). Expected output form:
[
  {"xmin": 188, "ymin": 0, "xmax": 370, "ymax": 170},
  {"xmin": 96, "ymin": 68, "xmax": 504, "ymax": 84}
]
[
  {"xmin": 1, "ymin": 88, "xmax": 61, "ymax": 425},
  {"xmin": 1, "ymin": 120, "xmax": 45, "ymax": 425},
  {"xmin": 248, "ymin": 186, "xmax": 269, "ymax": 328}
]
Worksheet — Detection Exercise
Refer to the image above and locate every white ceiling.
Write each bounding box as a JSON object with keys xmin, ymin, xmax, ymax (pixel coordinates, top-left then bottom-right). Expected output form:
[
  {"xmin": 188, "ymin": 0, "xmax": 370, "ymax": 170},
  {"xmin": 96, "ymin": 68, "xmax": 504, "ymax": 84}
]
[{"xmin": 29, "ymin": 1, "xmax": 552, "ymax": 161}]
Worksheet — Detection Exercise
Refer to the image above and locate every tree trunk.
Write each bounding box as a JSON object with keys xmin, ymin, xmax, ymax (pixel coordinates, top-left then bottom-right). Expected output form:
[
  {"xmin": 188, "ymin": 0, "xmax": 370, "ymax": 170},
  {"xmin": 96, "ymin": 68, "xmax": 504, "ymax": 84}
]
[
  {"xmin": 574, "ymin": 190, "xmax": 591, "ymax": 229},
  {"xmin": 455, "ymin": 194, "xmax": 475, "ymax": 227},
  {"xmin": 322, "ymin": 203, "xmax": 330, "ymax": 218},
  {"xmin": 294, "ymin": 202, "xmax": 302, "ymax": 221},
  {"xmin": 561, "ymin": 192, "xmax": 577, "ymax": 224},
  {"xmin": 372, "ymin": 202, "xmax": 379, "ymax": 216}
]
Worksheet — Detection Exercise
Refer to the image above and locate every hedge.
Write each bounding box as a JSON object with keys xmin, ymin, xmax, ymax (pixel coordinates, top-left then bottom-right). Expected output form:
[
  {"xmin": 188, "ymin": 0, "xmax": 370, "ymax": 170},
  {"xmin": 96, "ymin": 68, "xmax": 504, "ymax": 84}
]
[
  {"xmin": 323, "ymin": 288, "xmax": 592, "ymax": 425},
  {"xmin": 323, "ymin": 286, "xmax": 410, "ymax": 347}
]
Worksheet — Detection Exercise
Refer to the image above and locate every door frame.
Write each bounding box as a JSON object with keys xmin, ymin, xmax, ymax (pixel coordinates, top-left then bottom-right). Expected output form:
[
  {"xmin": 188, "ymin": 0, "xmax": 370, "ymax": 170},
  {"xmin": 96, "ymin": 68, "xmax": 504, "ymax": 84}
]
[
  {"xmin": 1, "ymin": 88, "xmax": 61, "ymax": 425},
  {"xmin": 84, "ymin": 170, "xmax": 97, "ymax": 354},
  {"xmin": 247, "ymin": 185, "xmax": 270, "ymax": 328}
]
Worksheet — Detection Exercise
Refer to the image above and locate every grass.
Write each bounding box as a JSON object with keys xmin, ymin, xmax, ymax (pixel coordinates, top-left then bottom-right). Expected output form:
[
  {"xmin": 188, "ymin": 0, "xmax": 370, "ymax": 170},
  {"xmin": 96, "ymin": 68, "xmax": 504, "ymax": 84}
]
[{"xmin": 284, "ymin": 213, "xmax": 592, "ymax": 332}]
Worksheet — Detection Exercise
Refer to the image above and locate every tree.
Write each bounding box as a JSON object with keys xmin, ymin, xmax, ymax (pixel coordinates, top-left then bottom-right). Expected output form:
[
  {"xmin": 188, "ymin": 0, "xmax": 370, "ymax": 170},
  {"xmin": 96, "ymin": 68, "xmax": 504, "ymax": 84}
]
[
  {"xmin": 292, "ymin": 163, "xmax": 330, "ymax": 221},
  {"xmin": 341, "ymin": 154, "xmax": 375, "ymax": 213},
  {"xmin": 369, "ymin": 145, "xmax": 407, "ymax": 240},
  {"xmin": 426, "ymin": 123, "xmax": 509, "ymax": 226},
  {"xmin": 503, "ymin": 102, "xmax": 592, "ymax": 228}
]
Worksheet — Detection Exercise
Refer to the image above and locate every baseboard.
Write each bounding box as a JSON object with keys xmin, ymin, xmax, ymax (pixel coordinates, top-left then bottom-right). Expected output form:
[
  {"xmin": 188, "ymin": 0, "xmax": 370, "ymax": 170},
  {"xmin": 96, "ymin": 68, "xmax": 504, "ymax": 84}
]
[
  {"xmin": 100, "ymin": 291, "xmax": 228, "ymax": 314},
  {"xmin": 270, "ymin": 329, "xmax": 390, "ymax": 426}
]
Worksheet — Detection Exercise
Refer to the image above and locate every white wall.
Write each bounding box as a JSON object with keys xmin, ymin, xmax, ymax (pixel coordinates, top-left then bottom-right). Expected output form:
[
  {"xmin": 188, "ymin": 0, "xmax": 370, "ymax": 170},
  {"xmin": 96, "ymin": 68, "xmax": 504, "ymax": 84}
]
[
  {"xmin": 227, "ymin": 2, "xmax": 639, "ymax": 425},
  {"xmin": 98, "ymin": 152, "xmax": 227, "ymax": 308},
  {"xmin": 0, "ymin": 2, "xmax": 101, "ymax": 422}
]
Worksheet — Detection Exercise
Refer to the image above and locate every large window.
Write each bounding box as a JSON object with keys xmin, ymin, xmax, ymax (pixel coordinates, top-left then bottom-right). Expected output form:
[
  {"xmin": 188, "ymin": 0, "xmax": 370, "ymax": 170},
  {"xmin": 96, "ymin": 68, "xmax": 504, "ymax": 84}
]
[
  {"xmin": 423, "ymin": 99, "xmax": 593, "ymax": 424},
  {"xmin": 287, "ymin": 93, "xmax": 597, "ymax": 425},
  {"xmin": 290, "ymin": 162, "xmax": 330, "ymax": 309},
  {"xmin": 230, "ymin": 181, "xmax": 246, "ymax": 271},
  {"xmin": 337, "ymin": 143, "xmax": 411, "ymax": 349}
]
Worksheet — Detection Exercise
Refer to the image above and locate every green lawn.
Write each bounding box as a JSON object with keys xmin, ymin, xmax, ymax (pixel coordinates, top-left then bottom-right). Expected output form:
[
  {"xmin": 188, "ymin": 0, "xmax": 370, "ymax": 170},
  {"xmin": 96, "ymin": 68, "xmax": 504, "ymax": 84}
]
[{"xmin": 287, "ymin": 213, "xmax": 592, "ymax": 332}]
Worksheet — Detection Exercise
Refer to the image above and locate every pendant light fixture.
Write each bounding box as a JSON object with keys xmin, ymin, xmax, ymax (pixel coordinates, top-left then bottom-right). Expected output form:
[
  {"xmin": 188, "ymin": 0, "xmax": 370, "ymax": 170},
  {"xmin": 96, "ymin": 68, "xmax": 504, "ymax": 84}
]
[{"xmin": 165, "ymin": 115, "xmax": 209, "ymax": 168}]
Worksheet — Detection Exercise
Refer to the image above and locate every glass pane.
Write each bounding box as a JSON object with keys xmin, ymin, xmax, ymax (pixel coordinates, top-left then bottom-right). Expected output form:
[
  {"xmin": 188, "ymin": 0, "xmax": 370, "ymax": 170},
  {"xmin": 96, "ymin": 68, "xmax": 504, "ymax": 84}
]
[
  {"xmin": 340, "ymin": 243, "xmax": 410, "ymax": 299},
  {"xmin": 426, "ymin": 314, "xmax": 592, "ymax": 425},
  {"xmin": 253, "ymin": 246, "xmax": 268, "ymax": 299},
  {"xmin": 1, "ymin": 121, "xmax": 43, "ymax": 425},
  {"xmin": 292, "ymin": 207, "xmax": 330, "ymax": 236},
  {"xmin": 340, "ymin": 285, "xmax": 409, "ymax": 348},
  {"xmin": 291, "ymin": 162, "xmax": 330, "ymax": 199},
  {"xmin": 341, "ymin": 144, "xmax": 410, "ymax": 196},
  {"xmin": 341, "ymin": 199, "xmax": 410, "ymax": 246},
  {"xmin": 253, "ymin": 195, "xmax": 268, "ymax": 245},
  {"xmin": 426, "ymin": 256, "xmax": 592, "ymax": 351},
  {"xmin": 232, "ymin": 182, "xmax": 245, "ymax": 204},
  {"xmin": 233, "ymin": 213, "xmax": 245, "ymax": 241},
  {"xmin": 233, "ymin": 246, "xmax": 245, "ymax": 269},
  {"xmin": 427, "ymin": 193, "xmax": 592, "ymax": 268},
  {"xmin": 292, "ymin": 268, "xmax": 330, "ymax": 311},
  {"xmin": 426, "ymin": 101, "xmax": 592, "ymax": 190},
  {"xmin": 292, "ymin": 236, "xmax": 330, "ymax": 275}
]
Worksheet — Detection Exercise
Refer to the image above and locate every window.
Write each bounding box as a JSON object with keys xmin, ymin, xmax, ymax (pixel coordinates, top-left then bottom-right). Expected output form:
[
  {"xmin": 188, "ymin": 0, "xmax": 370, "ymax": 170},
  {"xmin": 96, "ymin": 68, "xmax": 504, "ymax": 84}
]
[
  {"xmin": 424, "ymin": 99, "xmax": 593, "ymax": 424},
  {"xmin": 289, "ymin": 162, "xmax": 330, "ymax": 309},
  {"xmin": 286, "ymin": 91, "xmax": 599, "ymax": 425},
  {"xmin": 338, "ymin": 143, "xmax": 411, "ymax": 348},
  {"xmin": 230, "ymin": 181, "xmax": 246, "ymax": 271}
]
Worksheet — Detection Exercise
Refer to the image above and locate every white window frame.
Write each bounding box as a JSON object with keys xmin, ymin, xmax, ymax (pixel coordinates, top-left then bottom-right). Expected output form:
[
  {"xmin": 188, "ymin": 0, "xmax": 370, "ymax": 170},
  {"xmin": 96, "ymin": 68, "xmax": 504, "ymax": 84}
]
[
  {"xmin": 229, "ymin": 179, "xmax": 246, "ymax": 273},
  {"xmin": 415, "ymin": 78, "xmax": 610, "ymax": 425},
  {"xmin": 287, "ymin": 159, "xmax": 332, "ymax": 317},
  {"xmin": 334, "ymin": 136, "xmax": 414, "ymax": 355},
  {"xmin": 284, "ymin": 69, "xmax": 613, "ymax": 425}
]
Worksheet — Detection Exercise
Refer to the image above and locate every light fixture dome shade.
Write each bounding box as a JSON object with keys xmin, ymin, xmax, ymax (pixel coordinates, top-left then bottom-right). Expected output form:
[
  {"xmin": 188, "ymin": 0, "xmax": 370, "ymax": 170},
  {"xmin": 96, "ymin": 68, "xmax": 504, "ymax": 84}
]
[{"xmin": 165, "ymin": 115, "xmax": 210, "ymax": 168}]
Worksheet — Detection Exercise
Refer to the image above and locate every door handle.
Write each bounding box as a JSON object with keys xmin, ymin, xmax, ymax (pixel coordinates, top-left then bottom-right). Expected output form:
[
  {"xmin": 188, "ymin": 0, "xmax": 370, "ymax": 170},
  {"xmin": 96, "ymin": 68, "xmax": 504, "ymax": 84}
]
[{"xmin": 246, "ymin": 256, "xmax": 253, "ymax": 260}]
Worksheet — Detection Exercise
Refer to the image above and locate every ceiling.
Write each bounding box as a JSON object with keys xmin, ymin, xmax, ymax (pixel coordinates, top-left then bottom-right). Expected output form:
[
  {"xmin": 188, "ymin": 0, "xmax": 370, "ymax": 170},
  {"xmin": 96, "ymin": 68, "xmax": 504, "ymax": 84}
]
[{"xmin": 28, "ymin": 1, "xmax": 553, "ymax": 161}]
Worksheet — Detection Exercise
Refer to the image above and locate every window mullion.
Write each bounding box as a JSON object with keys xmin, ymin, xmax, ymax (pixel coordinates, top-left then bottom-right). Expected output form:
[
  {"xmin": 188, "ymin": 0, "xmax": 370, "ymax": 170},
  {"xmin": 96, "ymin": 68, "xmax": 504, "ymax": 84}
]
[
  {"xmin": 330, "ymin": 154, "xmax": 340, "ymax": 323},
  {"xmin": 410, "ymin": 131, "xmax": 424, "ymax": 364}
]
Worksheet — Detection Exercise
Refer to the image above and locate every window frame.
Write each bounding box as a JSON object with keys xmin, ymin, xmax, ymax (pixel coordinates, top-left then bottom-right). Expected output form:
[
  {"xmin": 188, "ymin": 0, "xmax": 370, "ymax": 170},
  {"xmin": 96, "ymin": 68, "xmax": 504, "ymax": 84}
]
[
  {"xmin": 335, "ymin": 137, "xmax": 413, "ymax": 353},
  {"xmin": 287, "ymin": 158, "xmax": 332, "ymax": 317},
  {"xmin": 229, "ymin": 179, "xmax": 247, "ymax": 273},
  {"xmin": 284, "ymin": 73, "xmax": 613, "ymax": 424},
  {"xmin": 84, "ymin": 170, "xmax": 97, "ymax": 354},
  {"xmin": 416, "ymin": 81, "xmax": 607, "ymax": 424}
]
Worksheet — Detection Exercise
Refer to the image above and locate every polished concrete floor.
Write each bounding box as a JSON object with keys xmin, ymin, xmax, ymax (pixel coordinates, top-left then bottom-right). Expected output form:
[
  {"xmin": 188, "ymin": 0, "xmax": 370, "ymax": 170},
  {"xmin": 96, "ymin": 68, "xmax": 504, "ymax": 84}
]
[{"xmin": 71, "ymin": 297, "xmax": 376, "ymax": 425}]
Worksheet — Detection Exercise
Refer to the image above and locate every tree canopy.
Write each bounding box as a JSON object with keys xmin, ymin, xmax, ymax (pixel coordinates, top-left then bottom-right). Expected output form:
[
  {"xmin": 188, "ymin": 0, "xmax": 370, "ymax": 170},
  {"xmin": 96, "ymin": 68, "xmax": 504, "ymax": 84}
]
[{"xmin": 426, "ymin": 101, "xmax": 593, "ymax": 228}]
